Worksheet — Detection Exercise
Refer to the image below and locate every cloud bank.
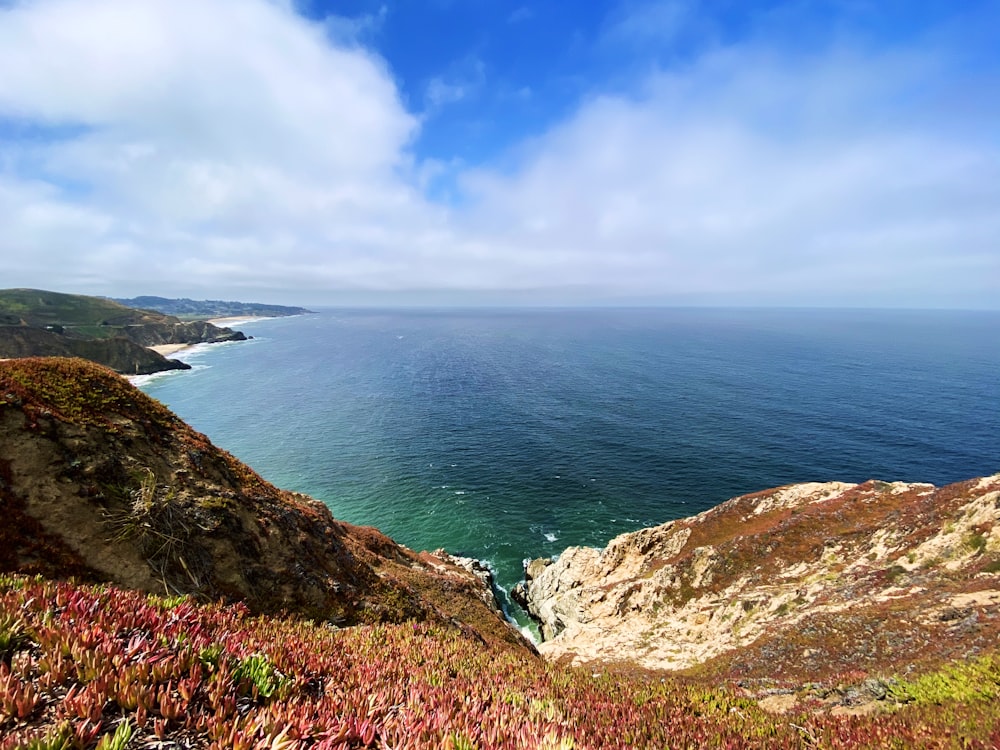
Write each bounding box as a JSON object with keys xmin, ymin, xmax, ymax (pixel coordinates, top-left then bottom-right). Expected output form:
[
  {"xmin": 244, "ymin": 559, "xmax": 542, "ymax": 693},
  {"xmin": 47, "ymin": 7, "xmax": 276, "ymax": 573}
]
[{"xmin": 0, "ymin": 0, "xmax": 997, "ymax": 307}]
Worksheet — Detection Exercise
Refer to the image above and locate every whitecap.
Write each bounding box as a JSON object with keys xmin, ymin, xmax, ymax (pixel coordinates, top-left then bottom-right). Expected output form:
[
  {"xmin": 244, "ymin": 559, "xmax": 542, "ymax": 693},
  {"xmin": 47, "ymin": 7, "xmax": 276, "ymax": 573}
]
[
  {"xmin": 519, "ymin": 625, "xmax": 540, "ymax": 645},
  {"xmin": 128, "ymin": 371, "xmax": 173, "ymax": 387},
  {"xmin": 543, "ymin": 532, "xmax": 559, "ymax": 543},
  {"xmin": 129, "ymin": 363, "xmax": 209, "ymax": 388}
]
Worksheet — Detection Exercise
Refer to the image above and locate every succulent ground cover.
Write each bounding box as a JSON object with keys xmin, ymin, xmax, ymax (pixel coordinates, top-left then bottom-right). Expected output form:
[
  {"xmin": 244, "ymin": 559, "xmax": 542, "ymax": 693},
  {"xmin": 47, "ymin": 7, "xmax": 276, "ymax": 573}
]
[{"xmin": 2, "ymin": 575, "xmax": 1000, "ymax": 750}]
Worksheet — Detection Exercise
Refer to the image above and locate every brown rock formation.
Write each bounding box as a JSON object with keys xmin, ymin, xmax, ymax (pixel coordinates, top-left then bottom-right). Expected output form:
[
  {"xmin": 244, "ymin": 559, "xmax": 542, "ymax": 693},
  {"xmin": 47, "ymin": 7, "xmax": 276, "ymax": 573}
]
[
  {"xmin": 0, "ymin": 325, "xmax": 191, "ymax": 375},
  {"xmin": 519, "ymin": 476, "xmax": 1000, "ymax": 679}
]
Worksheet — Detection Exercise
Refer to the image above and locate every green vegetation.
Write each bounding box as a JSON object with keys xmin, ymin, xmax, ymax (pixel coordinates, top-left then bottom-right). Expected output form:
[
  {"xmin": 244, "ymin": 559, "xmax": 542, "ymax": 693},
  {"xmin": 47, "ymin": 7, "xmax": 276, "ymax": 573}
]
[
  {"xmin": 0, "ymin": 613, "xmax": 31, "ymax": 663},
  {"xmin": 0, "ymin": 289, "xmax": 154, "ymax": 333},
  {"xmin": 94, "ymin": 721, "xmax": 132, "ymax": 750},
  {"xmin": 885, "ymin": 564, "xmax": 908, "ymax": 583},
  {"xmin": 889, "ymin": 653, "xmax": 1000, "ymax": 704},
  {"xmin": 0, "ymin": 357, "xmax": 185, "ymax": 433},
  {"xmin": 232, "ymin": 653, "xmax": 290, "ymax": 700},
  {"xmin": 982, "ymin": 559, "xmax": 1000, "ymax": 574},
  {"xmin": 112, "ymin": 295, "xmax": 313, "ymax": 319},
  {"xmin": 965, "ymin": 532, "xmax": 989, "ymax": 555}
]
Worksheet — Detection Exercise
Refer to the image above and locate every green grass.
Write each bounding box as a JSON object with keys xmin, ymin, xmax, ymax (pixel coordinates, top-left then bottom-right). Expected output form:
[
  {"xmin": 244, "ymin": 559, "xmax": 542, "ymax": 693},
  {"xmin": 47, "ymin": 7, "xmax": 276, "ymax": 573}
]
[{"xmin": 0, "ymin": 288, "xmax": 160, "ymax": 329}]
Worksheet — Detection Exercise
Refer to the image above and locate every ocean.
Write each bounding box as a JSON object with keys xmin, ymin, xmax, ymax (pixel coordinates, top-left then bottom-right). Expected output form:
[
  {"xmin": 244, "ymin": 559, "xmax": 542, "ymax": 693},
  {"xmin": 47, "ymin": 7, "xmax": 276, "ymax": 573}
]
[{"xmin": 135, "ymin": 308, "xmax": 999, "ymax": 623}]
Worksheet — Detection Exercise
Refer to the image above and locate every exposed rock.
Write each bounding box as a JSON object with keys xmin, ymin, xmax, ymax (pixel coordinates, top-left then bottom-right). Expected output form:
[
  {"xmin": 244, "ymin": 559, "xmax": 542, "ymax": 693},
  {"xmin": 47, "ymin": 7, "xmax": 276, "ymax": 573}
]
[
  {"xmin": 525, "ymin": 556, "xmax": 553, "ymax": 581},
  {"xmin": 431, "ymin": 549, "xmax": 503, "ymax": 612},
  {"xmin": 0, "ymin": 326, "xmax": 192, "ymax": 375},
  {"xmin": 112, "ymin": 318, "xmax": 247, "ymax": 348},
  {"xmin": 518, "ymin": 475, "xmax": 1000, "ymax": 679}
]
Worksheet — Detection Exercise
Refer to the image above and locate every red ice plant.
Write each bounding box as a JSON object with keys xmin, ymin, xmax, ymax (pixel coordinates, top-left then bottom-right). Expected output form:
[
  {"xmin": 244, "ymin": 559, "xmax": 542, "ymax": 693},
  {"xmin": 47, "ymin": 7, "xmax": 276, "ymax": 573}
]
[{"xmin": 1, "ymin": 575, "xmax": 999, "ymax": 749}]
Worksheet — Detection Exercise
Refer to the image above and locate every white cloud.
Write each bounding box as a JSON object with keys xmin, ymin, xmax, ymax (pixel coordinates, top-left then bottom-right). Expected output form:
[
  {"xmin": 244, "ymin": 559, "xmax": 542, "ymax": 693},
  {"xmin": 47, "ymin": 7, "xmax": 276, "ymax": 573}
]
[
  {"xmin": 425, "ymin": 78, "xmax": 470, "ymax": 109},
  {"xmin": 508, "ymin": 7, "xmax": 533, "ymax": 25},
  {"xmin": 454, "ymin": 43, "xmax": 1000, "ymax": 306},
  {"xmin": 322, "ymin": 4, "xmax": 388, "ymax": 45},
  {"xmin": 602, "ymin": 0, "xmax": 695, "ymax": 48},
  {"xmin": 0, "ymin": 0, "xmax": 996, "ymax": 307},
  {"xmin": 0, "ymin": 0, "xmax": 434, "ymax": 297},
  {"xmin": 423, "ymin": 56, "xmax": 486, "ymax": 113}
]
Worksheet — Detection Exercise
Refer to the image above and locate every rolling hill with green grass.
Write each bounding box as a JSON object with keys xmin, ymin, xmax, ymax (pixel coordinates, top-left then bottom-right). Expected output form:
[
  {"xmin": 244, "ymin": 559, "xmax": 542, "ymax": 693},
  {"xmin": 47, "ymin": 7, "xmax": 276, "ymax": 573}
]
[{"xmin": 0, "ymin": 289, "xmax": 246, "ymax": 374}]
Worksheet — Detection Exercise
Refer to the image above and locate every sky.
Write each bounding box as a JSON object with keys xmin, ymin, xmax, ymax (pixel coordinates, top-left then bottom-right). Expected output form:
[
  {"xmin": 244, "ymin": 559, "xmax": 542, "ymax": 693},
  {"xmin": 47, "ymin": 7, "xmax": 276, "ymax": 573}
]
[{"xmin": 0, "ymin": 0, "xmax": 998, "ymax": 308}]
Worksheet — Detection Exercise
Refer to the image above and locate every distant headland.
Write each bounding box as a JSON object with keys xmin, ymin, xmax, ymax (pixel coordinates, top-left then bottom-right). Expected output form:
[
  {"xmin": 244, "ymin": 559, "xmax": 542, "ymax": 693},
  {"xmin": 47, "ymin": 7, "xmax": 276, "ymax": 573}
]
[
  {"xmin": 0, "ymin": 288, "xmax": 311, "ymax": 375},
  {"xmin": 111, "ymin": 295, "xmax": 313, "ymax": 320}
]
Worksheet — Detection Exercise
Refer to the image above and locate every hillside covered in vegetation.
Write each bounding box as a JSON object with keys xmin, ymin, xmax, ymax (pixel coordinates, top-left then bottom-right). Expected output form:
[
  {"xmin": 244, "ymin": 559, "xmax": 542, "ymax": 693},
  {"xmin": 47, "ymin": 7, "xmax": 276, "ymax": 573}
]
[
  {"xmin": 1, "ymin": 357, "xmax": 999, "ymax": 748},
  {"xmin": 112, "ymin": 296, "xmax": 313, "ymax": 320},
  {"xmin": 4, "ymin": 574, "xmax": 999, "ymax": 750},
  {"xmin": 0, "ymin": 290, "xmax": 246, "ymax": 374}
]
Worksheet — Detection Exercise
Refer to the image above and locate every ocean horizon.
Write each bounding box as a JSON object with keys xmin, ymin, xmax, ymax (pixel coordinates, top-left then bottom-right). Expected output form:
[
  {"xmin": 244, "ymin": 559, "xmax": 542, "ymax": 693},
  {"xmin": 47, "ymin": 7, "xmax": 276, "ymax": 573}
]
[{"xmin": 136, "ymin": 306, "xmax": 1000, "ymax": 626}]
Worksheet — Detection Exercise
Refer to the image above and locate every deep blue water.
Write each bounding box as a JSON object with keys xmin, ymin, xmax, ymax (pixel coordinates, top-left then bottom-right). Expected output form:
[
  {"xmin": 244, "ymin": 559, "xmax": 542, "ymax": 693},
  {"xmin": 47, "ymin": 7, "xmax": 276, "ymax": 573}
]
[{"xmin": 136, "ymin": 308, "xmax": 999, "ymax": 620}]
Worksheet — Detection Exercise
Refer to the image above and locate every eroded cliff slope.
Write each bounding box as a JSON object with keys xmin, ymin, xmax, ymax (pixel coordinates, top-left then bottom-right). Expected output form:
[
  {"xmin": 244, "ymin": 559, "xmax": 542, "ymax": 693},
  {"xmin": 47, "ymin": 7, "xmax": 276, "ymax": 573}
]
[
  {"xmin": 518, "ymin": 476, "xmax": 1000, "ymax": 680},
  {"xmin": 0, "ymin": 357, "xmax": 524, "ymax": 651}
]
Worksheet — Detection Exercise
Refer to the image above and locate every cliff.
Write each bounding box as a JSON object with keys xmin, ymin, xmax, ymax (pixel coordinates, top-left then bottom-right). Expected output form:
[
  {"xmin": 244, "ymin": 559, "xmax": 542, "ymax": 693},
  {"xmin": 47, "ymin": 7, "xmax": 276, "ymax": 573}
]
[
  {"xmin": 0, "ymin": 357, "xmax": 523, "ymax": 650},
  {"xmin": 517, "ymin": 477, "xmax": 1000, "ymax": 684},
  {"xmin": 0, "ymin": 325, "xmax": 191, "ymax": 375},
  {"xmin": 0, "ymin": 289, "xmax": 246, "ymax": 374}
]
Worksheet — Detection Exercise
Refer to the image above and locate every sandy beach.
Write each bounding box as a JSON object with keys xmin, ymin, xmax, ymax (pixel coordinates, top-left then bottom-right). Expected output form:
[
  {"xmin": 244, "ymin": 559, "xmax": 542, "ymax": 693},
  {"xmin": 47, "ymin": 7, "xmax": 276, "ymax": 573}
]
[
  {"xmin": 149, "ymin": 317, "xmax": 271, "ymax": 358},
  {"xmin": 149, "ymin": 343, "xmax": 193, "ymax": 357}
]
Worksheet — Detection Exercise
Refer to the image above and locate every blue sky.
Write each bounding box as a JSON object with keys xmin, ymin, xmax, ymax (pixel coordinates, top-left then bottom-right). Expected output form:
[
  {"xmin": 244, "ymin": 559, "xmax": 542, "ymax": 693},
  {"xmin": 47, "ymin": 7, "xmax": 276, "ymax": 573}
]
[{"xmin": 0, "ymin": 0, "xmax": 998, "ymax": 306}]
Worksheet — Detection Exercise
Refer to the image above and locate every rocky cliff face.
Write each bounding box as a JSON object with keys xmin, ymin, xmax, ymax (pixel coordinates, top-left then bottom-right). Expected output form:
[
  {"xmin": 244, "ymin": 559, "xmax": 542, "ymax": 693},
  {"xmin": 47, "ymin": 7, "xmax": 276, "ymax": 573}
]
[
  {"xmin": 517, "ymin": 476, "xmax": 1000, "ymax": 681},
  {"xmin": 0, "ymin": 326, "xmax": 192, "ymax": 375},
  {"xmin": 110, "ymin": 318, "xmax": 246, "ymax": 348},
  {"xmin": 0, "ymin": 358, "xmax": 525, "ymax": 651}
]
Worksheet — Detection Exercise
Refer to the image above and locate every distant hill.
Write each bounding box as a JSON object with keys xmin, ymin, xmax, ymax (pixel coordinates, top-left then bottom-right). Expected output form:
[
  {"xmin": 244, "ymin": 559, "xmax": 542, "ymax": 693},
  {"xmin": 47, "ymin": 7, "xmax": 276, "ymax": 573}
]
[
  {"xmin": 0, "ymin": 288, "xmax": 168, "ymax": 333},
  {"xmin": 0, "ymin": 289, "xmax": 246, "ymax": 374},
  {"xmin": 113, "ymin": 295, "xmax": 313, "ymax": 319}
]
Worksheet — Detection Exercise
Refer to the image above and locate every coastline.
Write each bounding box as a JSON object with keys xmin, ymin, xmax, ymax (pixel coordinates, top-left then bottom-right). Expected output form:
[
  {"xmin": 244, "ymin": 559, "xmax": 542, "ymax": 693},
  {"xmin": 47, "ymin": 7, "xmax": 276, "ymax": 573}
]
[
  {"xmin": 149, "ymin": 343, "xmax": 193, "ymax": 356},
  {"xmin": 148, "ymin": 316, "xmax": 271, "ymax": 358},
  {"xmin": 206, "ymin": 315, "xmax": 273, "ymax": 326}
]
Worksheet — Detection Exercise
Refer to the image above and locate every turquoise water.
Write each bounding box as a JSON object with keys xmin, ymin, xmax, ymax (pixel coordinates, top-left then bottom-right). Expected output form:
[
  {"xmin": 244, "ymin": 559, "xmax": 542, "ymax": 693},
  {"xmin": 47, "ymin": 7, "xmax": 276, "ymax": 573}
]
[{"xmin": 136, "ymin": 308, "xmax": 1000, "ymax": 618}]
